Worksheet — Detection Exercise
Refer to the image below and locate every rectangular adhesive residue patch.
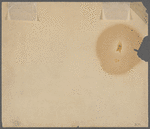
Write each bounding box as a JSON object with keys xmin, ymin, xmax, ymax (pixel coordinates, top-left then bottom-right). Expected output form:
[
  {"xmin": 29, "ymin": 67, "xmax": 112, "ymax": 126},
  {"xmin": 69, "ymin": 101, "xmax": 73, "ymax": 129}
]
[
  {"xmin": 8, "ymin": 2, "xmax": 37, "ymax": 21},
  {"xmin": 102, "ymin": 2, "xmax": 130, "ymax": 20}
]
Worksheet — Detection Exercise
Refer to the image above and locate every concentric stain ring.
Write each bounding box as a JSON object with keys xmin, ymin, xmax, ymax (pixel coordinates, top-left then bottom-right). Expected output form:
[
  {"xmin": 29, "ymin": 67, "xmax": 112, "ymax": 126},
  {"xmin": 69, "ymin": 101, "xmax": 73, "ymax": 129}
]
[{"xmin": 96, "ymin": 24, "xmax": 143, "ymax": 75}]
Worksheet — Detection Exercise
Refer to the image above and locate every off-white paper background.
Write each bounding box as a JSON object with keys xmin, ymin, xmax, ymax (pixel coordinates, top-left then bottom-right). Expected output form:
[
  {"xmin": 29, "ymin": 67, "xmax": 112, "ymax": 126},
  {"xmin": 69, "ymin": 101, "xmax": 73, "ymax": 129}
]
[{"xmin": 2, "ymin": 2, "xmax": 148, "ymax": 127}]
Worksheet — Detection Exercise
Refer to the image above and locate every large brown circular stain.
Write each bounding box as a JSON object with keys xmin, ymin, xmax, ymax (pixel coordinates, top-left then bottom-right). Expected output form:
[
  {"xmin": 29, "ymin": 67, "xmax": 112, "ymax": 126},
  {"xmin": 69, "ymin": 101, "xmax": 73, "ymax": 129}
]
[{"xmin": 96, "ymin": 24, "xmax": 143, "ymax": 75}]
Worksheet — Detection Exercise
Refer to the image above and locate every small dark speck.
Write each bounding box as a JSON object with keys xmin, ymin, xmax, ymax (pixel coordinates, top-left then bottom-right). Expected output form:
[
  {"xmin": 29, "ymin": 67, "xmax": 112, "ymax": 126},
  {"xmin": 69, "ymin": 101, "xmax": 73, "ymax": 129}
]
[
  {"xmin": 13, "ymin": 120, "xmax": 20, "ymax": 127},
  {"xmin": 131, "ymin": 30, "xmax": 133, "ymax": 31}
]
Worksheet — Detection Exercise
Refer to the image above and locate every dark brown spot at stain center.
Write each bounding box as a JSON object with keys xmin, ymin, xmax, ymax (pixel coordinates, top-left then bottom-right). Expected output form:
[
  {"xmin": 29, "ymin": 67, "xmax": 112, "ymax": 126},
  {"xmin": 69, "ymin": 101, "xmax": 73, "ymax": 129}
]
[{"xmin": 116, "ymin": 41, "xmax": 122, "ymax": 53}]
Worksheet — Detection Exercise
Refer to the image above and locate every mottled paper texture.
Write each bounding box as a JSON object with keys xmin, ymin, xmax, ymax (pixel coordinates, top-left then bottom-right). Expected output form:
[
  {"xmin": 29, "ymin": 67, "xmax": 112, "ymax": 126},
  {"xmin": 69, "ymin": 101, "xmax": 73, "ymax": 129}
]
[{"xmin": 2, "ymin": 2, "xmax": 148, "ymax": 127}]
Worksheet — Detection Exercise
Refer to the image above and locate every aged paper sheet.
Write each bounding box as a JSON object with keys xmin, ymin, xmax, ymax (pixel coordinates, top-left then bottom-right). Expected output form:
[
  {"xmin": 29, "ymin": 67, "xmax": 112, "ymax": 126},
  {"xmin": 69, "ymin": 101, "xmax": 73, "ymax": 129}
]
[{"xmin": 2, "ymin": 2, "xmax": 148, "ymax": 127}]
